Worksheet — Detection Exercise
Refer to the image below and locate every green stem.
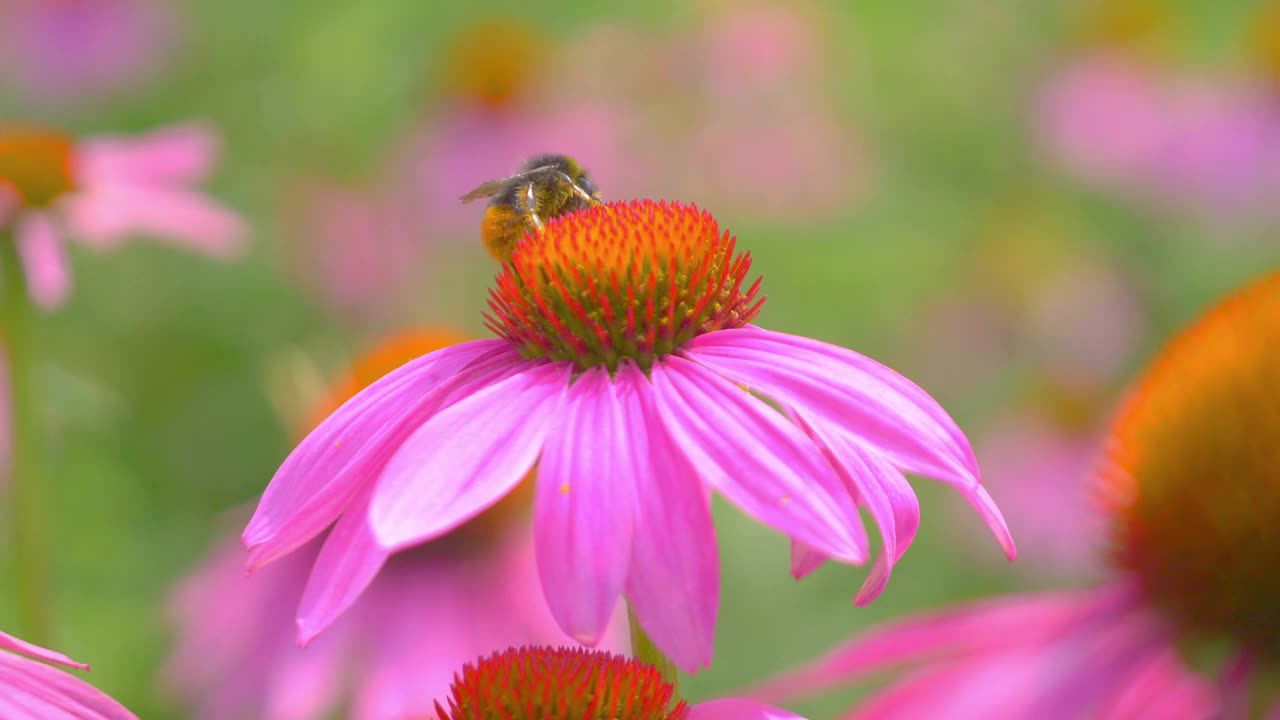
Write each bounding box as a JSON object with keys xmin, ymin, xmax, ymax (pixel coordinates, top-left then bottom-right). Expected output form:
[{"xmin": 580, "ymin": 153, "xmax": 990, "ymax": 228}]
[
  {"xmin": 627, "ymin": 600, "xmax": 680, "ymax": 694},
  {"xmin": 1, "ymin": 231, "xmax": 51, "ymax": 645}
]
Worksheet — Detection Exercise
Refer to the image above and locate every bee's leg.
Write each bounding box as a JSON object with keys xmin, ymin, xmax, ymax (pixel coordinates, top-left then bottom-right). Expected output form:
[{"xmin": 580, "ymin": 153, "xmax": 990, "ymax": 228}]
[
  {"xmin": 524, "ymin": 183, "xmax": 545, "ymax": 231},
  {"xmin": 557, "ymin": 172, "xmax": 602, "ymax": 206}
]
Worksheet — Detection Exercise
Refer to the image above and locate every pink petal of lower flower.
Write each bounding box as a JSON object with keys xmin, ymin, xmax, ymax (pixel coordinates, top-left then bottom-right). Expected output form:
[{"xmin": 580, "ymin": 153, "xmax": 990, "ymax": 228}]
[
  {"xmin": 0, "ymin": 631, "xmax": 88, "ymax": 671},
  {"xmin": 243, "ymin": 340, "xmax": 507, "ymax": 568},
  {"xmin": 685, "ymin": 326, "xmax": 979, "ymax": 489},
  {"xmin": 77, "ymin": 123, "xmax": 218, "ymax": 185},
  {"xmin": 370, "ymin": 362, "xmax": 570, "ymax": 551},
  {"xmin": 689, "ymin": 699, "xmax": 807, "ymax": 720},
  {"xmin": 652, "ymin": 355, "xmax": 868, "ymax": 564},
  {"xmin": 623, "ymin": 363, "xmax": 719, "ymax": 673},
  {"xmin": 66, "ymin": 186, "xmax": 247, "ymax": 258},
  {"xmin": 535, "ymin": 366, "xmax": 636, "ymax": 646},
  {"xmin": 15, "ymin": 213, "xmax": 70, "ymax": 310},
  {"xmin": 295, "ymin": 485, "xmax": 390, "ymax": 645},
  {"xmin": 263, "ymin": 627, "xmax": 346, "ymax": 720},
  {"xmin": 0, "ymin": 651, "xmax": 137, "ymax": 719}
]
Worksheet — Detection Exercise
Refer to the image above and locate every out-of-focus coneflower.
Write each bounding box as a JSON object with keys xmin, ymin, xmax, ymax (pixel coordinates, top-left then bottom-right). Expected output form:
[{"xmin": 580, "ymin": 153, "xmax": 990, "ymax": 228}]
[
  {"xmin": 0, "ymin": 629, "xmax": 137, "ymax": 719},
  {"xmin": 244, "ymin": 199, "xmax": 1014, "ymax": 674},
  {"xmin": 755, "ymin": 271, "xmax": 1280, "ymax": 718},
  {"xmin": 0, "ymin": 0, "xmax": 179, "ymax": 106},
  {"xmin": 0, "ymin": 123, "xmax": 245, "ymax": 309},
  {"xmin": 169, "ymin": 330, "xmax": 619, "ymax": 720},
  {"xmin": 435, "ymin": 645, "xmax": 804, "ymax": 720}
]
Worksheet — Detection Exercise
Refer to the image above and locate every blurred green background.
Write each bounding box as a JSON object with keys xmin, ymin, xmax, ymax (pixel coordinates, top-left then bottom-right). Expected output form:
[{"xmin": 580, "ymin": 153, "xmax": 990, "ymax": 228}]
[{"xmin": 3, "ymin": 0, "xmax": 1280, "ymax": 717}]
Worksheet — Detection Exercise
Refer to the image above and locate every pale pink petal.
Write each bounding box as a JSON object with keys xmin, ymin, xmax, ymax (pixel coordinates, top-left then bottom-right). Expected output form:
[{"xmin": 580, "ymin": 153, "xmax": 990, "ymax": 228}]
[
  {"xmin": 789, "ymin": 540, "xmax": 826, "ymax": 579},
  {"xmin": 295, "ymin": 485, "xmax": 390, "ymax": 644},
  {"xmin": 263, "ymin": 630, "xmax": 346, "ymax": 720},
  {"xmin": 652, "ymin": 355, "xmax": 868, "ymax": 563},
  {"xmin": 686, "ymin": 326, "xmax": 977, "ymax": 488},
  {"xmin": 243, "ymin": 340, "xmax": 508, "ymax": 568},
  {"xmin": 535, "ymin": 366, "xmax": 636, "ymax": 645},
  {"xmin": 0, "ymin": 650, "xmax": 137, "ymax": 719},
  {"xmin": 0, "ymin": 631, "xmax": 88, "ymax": 670},
  {"xmin": 689, "ymin": 699, "xmax": 807, "ymax": 720},
  {"xmin": 77, "ymin": 124, "xmax": 218, "ymax": 185},
  {"xmin": 370, "ymin": 362, "xmax": 570, "ymax": 551},
  {"xmin": 15, "ymin": 212, "xmax": 70, "ymax": 310},
  {"xmin": 623, "ymin": 362, "xmax": 719, "ymax": 673},
  {"xmin": 65, "ymin": 185, "xmax": 246, "ymax": 258}
]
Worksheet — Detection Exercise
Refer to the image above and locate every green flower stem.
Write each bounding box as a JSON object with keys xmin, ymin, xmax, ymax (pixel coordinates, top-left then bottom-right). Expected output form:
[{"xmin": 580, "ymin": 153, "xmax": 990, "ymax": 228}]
[
  {"xmin": 0, "ymin": 231, "xmax": 52, "ymax": 645},
  {"xmin": 626, "ymin": 600, "xmax": 680, "ymax": 694}
]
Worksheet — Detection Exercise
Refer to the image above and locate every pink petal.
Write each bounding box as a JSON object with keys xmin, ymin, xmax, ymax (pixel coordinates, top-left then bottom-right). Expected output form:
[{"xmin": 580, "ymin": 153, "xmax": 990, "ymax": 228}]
[
  {"xmin": 0, "ymin": 631, "xmax": 88, "ymax": 671},
  {"xmin": 263, "ymin": 629, "xmax": 346, "ymax": 720},
  {"xmin": 689, "ymin": 699, "xmax": 806, "ymax": 720},
  {"xmin": 77, "ymin": 123, "xmax": 218, "ymax": 185},
  {"xmin": 789, "ymin": 540, "xmax": 827, "ymax": 579},
  {"xmin": 685, "ymin": 326, "xmax": 978, "ymax": 489},
  {"xmin": 243, "ymin": 340, "xmax": 508, "ymax": 568},
  {"xmin": 796, "ymin": 414, "xmax": 920, "ymax": 604},
  {"xmin": 535, "ymin": 366, "xmax": 636, "ymax": 646},
  {"xmin": 295, "ymin": 485, "xmax": 390, "ymax": 644},
  {"xmin": 622, "ymin": 362, "xmax": 719, "ymax": 673},
  {"xmin": 370, "ymin": 362, "xmax": 570, "ymax": 551},
  {"xmin": 652, "ymin": 355, "xmax": 868, "ymax": 564},
  {"xmin": 15, "ymin": 212, "xmax": 70, "ymax": 310},
  {"xmin": 65, "ymin": 185, "xmax": 247, "ymax": 258},
  {"xmin": 0, "ymin": 650, "xmax": 137, "ymax": 719},
  {"xmin": 1101, "ymin": 649, "xmax": 1219, "ymax": 720}
]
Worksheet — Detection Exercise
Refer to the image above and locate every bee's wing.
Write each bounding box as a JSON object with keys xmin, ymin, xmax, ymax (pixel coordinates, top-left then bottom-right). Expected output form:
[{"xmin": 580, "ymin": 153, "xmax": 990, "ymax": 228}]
[{"xmin": 458, "ymin": 165, "xmax": 560, "ymax": 203}]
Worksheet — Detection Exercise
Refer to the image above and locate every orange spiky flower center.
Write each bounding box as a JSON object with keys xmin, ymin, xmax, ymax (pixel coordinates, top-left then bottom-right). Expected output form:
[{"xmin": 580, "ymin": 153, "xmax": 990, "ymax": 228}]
[
  {"xmin": 1100, "ymin": 273, "xmax": 1280, "ymax": 663},
  {"xmin": 486, "ymin": 200, "xmax": 764, "ymax": 372},
  {"xmin": 0, "ymin": 127, "xmax": 77, "ymax": 208},
  {"xmin": 434, "ymin": 646, "xmax": 689, "ymax": 720}
]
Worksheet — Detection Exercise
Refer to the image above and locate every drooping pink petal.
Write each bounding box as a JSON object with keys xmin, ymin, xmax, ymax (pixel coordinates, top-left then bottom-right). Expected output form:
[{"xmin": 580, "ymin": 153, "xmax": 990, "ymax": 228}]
[
  {"xmin": 685, "ymin": 326, "xmax": 978, "ymax": 488},
  {"xmin": 0, "ymin": 631, "xmax": 88, "ymax": 671},
  {"xmin": 295, "ymin": 485, "xmax": 391, "ymax": 645},
  {"xmin": 0, "ymin": 650, "xmax": 137, "ymax": 720},
  {"xmin": 15, "ymin": 212, "xmax": 70, "ymax": 310},
  {"xmin": 688, "ymin": 699, "xmax": 806, "ymax": 720},
  {"xmin": 77, "ymin": 123, "xmax": 218, "ymax": 185},
  {"xmin": 622, "ymin": 363, "xmax": 719, "ymax": 673},
  {"xmin": 64, "ymin": 185, "xmax": 247, "ymax": 257},
  {"xmin": 370, "ymin": 362, "xmax": 570, "ymax": 551},
  {"xmin": 243, "ymin": 340, "xmax": 508, "ymax": 568},
  {"xmin": 534, "ymin": 366, "xmax": 636, "ymax": 646},
  {"xmin": 651, "ymin": 355, "xmax": 868, "ymax": 564},
  {"xmin": 789, "ymin": 540, "xmax": 827, "ymax": 579}
]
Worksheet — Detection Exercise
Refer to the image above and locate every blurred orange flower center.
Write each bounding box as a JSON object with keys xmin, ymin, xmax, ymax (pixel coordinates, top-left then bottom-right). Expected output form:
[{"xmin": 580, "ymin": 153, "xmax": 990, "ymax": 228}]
[
  {"xmin": 434, "ymin": 646, "xmax": 689, "ymax": 720},
  {"xmin": 486, "ymin": 200, "xmax": 764, "ymax": 372},
  {"xmin": 1102, "ymin": 273, "xmax": 1280, "ymax": 663},
  {"xmin": 0, "ymin": 128, "xmax": 77, "ymax": 208},
  {"xmin": 441, "ymin": 20, "xmax": 548, "ymax": 110}
]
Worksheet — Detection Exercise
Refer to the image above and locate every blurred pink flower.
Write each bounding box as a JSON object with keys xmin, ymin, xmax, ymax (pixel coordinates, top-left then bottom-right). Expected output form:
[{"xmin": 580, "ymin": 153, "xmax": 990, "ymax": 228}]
[
  {"xmin": 0, "ymin": 0, "xmax": 179, "ymax": 106},
  {"xmin": 168, "ymin": 525, "xmax": 619, "ymax": 720},
  {"xmin": 753, "ymin": 585, "xmax": 1217, "ymax": 719},
  {"xmin": 0, "ymin": 123, "xmax": 246, "ymax": 309},
  {"xmin": 243, "ymin": 201, "xmax": 1014, "ymax": 675},
  {"xmin": 0, "ymin": 629, "xmax": 137, "ymax": 719}
]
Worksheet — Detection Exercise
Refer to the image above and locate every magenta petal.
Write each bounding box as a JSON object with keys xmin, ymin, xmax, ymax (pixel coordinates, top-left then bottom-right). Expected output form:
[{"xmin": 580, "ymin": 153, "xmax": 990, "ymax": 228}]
[
  {"xmin": 622, "ymin": 363, "xmax": 719, "ymax": 673},
  {"xmin": 0, "ymin": 631, "xmax": 88, "ymax": 671},
  {"xmin": 243, "ymin": 340, "xmax": 507, "ymax": 568},
  {"xmin": 370, "ymin": 362, "xmax": 570, "ymax": 551},
  {"xmin": 295, "ymin": 485, "xmax": 390, "ymax": 644},
  {"xmin": 652, "ymin": 355, "xmax": 867, "ymax": 563},
  {"xmin": 0, "ymin": 651, "xmax": 137, "ymax": 720},
  {"xmin": 685, "ymin": 326, "xmax": 979, "ymax": 488},
  {"xmin": 789, "ymin": 540, "xmax": 827, "ymax": 579},
  {"xmin": 15, "ymin": 213, "xmax": 70, "ymax": 310},
  {"xmin": 535, "ymin": 366, "xmax": 636, "ymax": 646},
  {"xmin": 689, "ymin": 699, "xmax": 806, "ymax": 720}
]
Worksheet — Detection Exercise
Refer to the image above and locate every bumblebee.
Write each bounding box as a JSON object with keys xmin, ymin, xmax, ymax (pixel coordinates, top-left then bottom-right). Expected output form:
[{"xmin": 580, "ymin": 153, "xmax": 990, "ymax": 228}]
[{"xmin": 460, "ymin": 153, "xmax": 602, "ymax": 262}]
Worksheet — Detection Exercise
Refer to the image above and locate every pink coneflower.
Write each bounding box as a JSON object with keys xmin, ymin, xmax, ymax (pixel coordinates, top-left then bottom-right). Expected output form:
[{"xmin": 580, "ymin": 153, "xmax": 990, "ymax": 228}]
[
  {"xmin": 436, "ymin": 645, "xmax": 804, "ymax": 720},
  {"xmin": 170, "ymin": 330, "xmax": 622, "ymax": 719},
  {"xmin": 0, "ymin": 629, "xmax": 137, "ymax": 718},
  {"xmin": 0, "ymin": 0, "xmax": 179, "ymax": 106},
  {"xmin": 0, "ymin": 123, "xmax": 246, "ymax": 309},
  {"xmin": 756, "ymin": 271, "xmax": 1280, "ymax": 717},
  {"xmin": 243, "ymin": 200, "xmax": 1015, "ymax": 673}
]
